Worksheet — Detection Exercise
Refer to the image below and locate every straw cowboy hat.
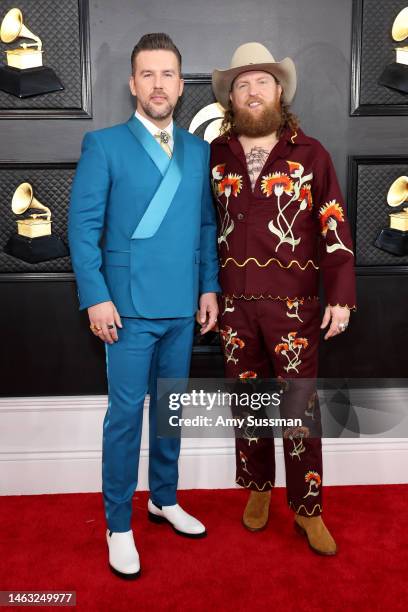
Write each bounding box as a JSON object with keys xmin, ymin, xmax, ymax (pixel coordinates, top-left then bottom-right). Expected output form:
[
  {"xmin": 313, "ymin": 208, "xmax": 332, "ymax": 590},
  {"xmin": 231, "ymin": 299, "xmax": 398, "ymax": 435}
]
[{"xmin": 212, "ymin": 42, "xmax": 297, "ymax": 109}]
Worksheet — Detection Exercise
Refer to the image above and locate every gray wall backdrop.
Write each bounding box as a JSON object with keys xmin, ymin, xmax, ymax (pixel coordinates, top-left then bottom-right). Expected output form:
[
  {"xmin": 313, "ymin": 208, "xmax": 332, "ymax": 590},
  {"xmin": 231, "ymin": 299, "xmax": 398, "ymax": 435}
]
[{"xmin": 2, "ymin": 0, "xmax": 408, "ymax": 394}]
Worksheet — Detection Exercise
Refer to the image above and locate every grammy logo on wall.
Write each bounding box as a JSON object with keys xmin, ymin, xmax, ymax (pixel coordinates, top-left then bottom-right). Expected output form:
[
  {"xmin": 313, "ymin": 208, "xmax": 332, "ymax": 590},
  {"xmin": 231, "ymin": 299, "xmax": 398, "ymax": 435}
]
[
  {"xmin": 375, "ymin": 175, "xmax": 408, "ymax": 256},
  {"xmin": 0, "ymin": 7, "xmax": 63, "ymax": 98},
  {"xmin": 379, "ymin": 6, "xmax": 408, "ymax": 94},
  {"xmin": 188, "ymin": 102, "xmax": 225, "ymax": 142},
  {"xmin": 4, "ymin": 182, "xmax": 68, "ymax": 263}
]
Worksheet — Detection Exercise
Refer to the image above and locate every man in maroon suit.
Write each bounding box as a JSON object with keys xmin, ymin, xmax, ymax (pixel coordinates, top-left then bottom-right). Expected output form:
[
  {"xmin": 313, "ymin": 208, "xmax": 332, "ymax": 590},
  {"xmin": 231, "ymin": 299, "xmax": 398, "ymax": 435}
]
[{"xmin": 209, "ymin": 43, "xmax": 356, "ymax": 555}]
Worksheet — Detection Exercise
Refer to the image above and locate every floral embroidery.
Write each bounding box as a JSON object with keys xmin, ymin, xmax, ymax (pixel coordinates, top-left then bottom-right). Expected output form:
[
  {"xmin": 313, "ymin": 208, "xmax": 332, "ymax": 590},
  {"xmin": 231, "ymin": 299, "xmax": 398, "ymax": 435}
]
[
  {"xmin": 284, "ymin": 426, "xmax": 310, "ymax": 460},
  {"xmin": 264, "ymin": 160, "xmax": 314, "ymax": 253},
  {"xmin": 275, "ymin": 331, "xmax": 308, "ymax": 373},
  {"xmin": 287, "ymin": 161, "xmax": 304, "ymax": 177},
  {"xmin": 299, "ymin": 184, "xmax": 313, "ymax": 210},
  {"xmin": 220, "ymin": 325, "xmax": 245, "ymax": 364},
  {"xmin": 222, "ymin": 296, "xmax": 235, "ymax": 315},
  {"xmin": 303, "ymin": 470, "xmax": 321, "ymax": 498},
  {"xmin": 319, "ymin": 200, "xmax": 344, "ymax": 232},
  {"xmin": 261, "ymin": 172, "xmax": 294, "ymax": 197},
  {"xmin": 218, "ymin": 173, "xmax": 242, "ymax": 198},
  {"xmin": 286, "ymin": 298, "xmax": 304, "ymax": 322},
  {"xmin": 239, "ymin": 451, "xmax": 252, "ymax": 475},
  {"xmin": 244, "ymin": 431, "xmax": 259, "ymax": 446},
  {"xmin": 211, "ymin": 165, "xmax": 243, "ymax": 251},
  {"xmin": 239, "ymin": 371, "xmax": 258, "ymax": 379},
  {"xmin": 212, "ymin": 163, "xmax": 226, "ymax": 181},
  {"xmin": 319, "ymin": 200, "xmax": 353, "ymax": 254},
  {"xmin": 275, "ymin": 341, "xmax": 289, "ymax": 353}
]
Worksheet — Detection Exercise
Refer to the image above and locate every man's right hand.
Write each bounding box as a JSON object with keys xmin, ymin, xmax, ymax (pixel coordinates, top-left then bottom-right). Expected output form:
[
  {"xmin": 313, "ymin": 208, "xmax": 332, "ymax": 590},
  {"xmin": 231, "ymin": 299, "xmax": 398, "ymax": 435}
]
[{"xmin": 88, "ymin": 301, "xmax": 123, "ymax": 344}]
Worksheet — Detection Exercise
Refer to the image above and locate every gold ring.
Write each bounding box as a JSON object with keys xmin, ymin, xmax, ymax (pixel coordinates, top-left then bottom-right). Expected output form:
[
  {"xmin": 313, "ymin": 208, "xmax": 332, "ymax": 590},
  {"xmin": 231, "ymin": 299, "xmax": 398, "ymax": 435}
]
[{"xmin": 90, "ymin": 324, "xmax": 102, "ymax": 332}]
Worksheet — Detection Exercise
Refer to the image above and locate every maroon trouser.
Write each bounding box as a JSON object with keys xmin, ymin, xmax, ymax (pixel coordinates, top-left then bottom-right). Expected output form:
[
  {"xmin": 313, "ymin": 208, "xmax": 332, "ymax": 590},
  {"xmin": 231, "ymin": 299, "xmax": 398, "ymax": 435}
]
[{"xmin": 219, "ymin": 296, "xmax": 323, "ymax": 517}]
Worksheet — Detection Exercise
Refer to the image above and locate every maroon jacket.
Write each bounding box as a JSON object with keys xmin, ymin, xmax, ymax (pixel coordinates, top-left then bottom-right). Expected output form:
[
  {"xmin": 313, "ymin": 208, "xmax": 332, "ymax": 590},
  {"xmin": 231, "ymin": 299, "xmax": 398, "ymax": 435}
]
[{"xmin": 210, "ymin": 127, "xmax": 356, "ymax": 309}]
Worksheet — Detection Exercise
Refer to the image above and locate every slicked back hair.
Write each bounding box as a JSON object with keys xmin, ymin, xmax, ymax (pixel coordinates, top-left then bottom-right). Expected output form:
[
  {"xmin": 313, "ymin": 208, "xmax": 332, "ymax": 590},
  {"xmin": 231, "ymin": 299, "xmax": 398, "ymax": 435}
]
[{"xmin": 131, "ymin": 33, "xmax": 182, "ymax": 74}]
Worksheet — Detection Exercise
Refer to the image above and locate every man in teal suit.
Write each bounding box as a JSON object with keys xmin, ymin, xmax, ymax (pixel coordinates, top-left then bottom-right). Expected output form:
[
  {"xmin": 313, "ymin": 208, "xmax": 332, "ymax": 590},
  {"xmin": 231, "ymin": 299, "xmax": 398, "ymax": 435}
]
[{"xmin": 68, "ymin": 33, "xmax": 220, "ymax": 580}]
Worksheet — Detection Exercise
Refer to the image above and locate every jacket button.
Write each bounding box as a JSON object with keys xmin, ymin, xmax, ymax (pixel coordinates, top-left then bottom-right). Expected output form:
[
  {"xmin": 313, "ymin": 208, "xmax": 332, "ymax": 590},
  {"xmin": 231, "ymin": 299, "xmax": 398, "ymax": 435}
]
[{"xmin": 237, "ymin": 213, "xmax": 244, "ymax": 221}]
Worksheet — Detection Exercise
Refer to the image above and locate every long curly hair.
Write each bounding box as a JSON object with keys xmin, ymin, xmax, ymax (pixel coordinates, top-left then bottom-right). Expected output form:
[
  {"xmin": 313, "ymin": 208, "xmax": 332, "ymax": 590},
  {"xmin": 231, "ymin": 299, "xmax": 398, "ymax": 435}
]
[{"xmin": 220, "ymin": 99, "xmax": 299, "ymax": 138}]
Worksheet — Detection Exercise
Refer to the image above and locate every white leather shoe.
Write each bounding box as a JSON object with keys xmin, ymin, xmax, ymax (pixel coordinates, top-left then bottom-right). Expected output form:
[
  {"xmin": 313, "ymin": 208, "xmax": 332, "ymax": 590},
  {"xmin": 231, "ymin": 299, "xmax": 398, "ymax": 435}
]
[
  {"xmin": 147, "ymin": 499, "xmax": 207, "ymax": 538},
  {"xmin": 106, "ymin": 529, "xmax": 141, "ymax": 579}
]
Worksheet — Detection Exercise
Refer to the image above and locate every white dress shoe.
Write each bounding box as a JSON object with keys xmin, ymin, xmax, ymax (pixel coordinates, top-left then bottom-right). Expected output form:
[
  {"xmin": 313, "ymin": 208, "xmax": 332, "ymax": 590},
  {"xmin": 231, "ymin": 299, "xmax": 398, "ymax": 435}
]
[
  {"xmin": 106, "ymin": 529, "xmax": 141, "ymax": 579},
  {"xmin": 147, "ymin": 499, "xmax": 207, "ymax": 538}
]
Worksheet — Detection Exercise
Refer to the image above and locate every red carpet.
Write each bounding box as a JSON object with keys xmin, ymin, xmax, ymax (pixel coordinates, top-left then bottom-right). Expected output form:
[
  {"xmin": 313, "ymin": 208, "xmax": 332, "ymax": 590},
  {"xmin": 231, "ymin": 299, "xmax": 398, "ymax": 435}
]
[{"xmin": 0, "ymin": 486, "xmax": 407, "ymax": 611}]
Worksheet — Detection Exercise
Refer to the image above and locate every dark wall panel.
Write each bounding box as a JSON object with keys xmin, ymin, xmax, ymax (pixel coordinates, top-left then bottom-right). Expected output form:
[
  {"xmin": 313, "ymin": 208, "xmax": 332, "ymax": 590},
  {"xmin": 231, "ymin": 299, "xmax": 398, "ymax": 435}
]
[{"xmin": 2, "ymin": 281, "xmax": 107, "ymax": 395}]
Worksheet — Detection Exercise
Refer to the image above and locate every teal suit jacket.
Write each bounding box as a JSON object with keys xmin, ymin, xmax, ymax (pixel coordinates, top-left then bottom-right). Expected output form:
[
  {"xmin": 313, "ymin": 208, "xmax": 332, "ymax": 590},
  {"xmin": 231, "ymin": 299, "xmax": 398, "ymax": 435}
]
[{"xmin": 68, "ymin": 116, "xmax": 220, "ymax": 318}]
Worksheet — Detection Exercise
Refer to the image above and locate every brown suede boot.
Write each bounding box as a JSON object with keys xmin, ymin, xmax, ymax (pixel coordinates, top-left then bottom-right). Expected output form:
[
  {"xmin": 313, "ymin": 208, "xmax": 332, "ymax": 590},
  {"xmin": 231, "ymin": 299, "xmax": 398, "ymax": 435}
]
[
  {"xmin": 294, "ymin": 514, "xmax": 337, "ymax": 555},
  {"xmin": 242, "ymin": 491, "xmax": 271, "ymax": 531}
]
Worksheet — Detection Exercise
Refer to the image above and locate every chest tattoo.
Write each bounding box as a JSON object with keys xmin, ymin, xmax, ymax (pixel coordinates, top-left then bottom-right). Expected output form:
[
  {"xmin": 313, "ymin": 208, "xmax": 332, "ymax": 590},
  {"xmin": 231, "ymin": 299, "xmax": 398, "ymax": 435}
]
[{"xmin": 245, "ymin": 147, "xmax": 270, "ymax": 191}]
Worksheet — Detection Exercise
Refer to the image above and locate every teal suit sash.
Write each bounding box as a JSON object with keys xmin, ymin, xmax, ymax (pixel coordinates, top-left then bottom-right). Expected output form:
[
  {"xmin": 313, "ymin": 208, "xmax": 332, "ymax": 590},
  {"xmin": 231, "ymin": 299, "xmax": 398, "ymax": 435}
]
[{"xmin": 126, "ymin": 116, "xmax": 184, "ymax": 240}]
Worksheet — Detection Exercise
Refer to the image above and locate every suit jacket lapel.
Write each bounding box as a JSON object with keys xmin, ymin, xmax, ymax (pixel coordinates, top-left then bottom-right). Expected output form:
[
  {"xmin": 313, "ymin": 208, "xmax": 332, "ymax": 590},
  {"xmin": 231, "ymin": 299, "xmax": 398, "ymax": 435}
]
[
  {"xmin": 126, "ymin": 115, "xmax": 170, "ymax": 175},
  {"xmin": 131, "ymin": 124, "xmax": 184, "ymax": 239}
]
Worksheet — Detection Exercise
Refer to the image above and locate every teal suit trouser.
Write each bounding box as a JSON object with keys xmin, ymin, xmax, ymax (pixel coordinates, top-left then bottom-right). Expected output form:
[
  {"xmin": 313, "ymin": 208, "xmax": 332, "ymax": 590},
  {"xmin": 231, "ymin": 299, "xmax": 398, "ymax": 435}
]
[{"xmin": 102, "ymin": 315, "xmax": 195, "ymax": 532}]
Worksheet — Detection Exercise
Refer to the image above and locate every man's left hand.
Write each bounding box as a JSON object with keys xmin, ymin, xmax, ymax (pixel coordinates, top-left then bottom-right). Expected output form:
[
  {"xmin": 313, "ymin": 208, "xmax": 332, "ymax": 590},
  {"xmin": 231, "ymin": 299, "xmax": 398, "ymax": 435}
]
[
  {"xmin": 197, "ymin": 292, "xmax": 218, "ymax": 335},
  {"xmin": 320, "ymin": 305, "xmax": 350, "ymax": 340}
]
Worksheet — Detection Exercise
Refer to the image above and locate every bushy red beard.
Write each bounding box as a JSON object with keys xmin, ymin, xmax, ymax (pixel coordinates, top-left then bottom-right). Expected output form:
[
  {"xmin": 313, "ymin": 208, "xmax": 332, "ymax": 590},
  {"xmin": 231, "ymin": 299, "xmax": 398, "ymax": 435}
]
[{"xmin": 232, "ymin": 99, "xmax": 282, "ymax": 137}]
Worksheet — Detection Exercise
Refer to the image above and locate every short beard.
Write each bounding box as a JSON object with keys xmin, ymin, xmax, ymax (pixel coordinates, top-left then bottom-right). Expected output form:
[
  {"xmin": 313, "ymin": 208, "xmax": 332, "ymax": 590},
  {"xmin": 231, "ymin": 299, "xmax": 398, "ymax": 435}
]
[
  {"xmin": 140, "ymin": 99, "xmax": 174, "ymax": 122},
  {"xmin": 232, "ymin": 101, "xmax": 282, "ymax": 138}
]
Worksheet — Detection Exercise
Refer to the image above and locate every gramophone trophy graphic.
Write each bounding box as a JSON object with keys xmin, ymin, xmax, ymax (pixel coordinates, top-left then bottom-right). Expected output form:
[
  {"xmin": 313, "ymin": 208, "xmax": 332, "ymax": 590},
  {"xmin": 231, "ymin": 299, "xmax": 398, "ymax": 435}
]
[
  {"xmin": 0, "ymin": 8, "xmax": 63, "ymax": 98},
  {"xmin": 4, "ymin": 182, "xmax": 69, "ymax": 263},
  {"xmin": 375, "ymin": 176, "xmax": 408, "ymax": 256},
  {"xmin": 379, "ymin": 7, "xmax": 408, "ymax": 93}
]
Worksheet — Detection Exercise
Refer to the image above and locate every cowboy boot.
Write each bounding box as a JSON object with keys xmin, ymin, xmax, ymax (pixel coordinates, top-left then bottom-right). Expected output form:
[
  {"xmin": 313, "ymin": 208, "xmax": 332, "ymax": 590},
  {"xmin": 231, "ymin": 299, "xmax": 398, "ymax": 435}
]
[
  {"xmin": 242, "ymin": 491, "xmax": 271, "ymax": 531},
  {"xmin": 294, "ymin": 514, "xmax": 337, "ymax": 555}
]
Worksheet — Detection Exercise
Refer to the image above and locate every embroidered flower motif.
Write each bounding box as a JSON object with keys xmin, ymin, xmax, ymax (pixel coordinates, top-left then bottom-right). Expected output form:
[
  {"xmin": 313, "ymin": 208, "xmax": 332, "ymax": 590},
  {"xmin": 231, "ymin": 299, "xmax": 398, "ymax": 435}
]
[
  {"xmin": 287, "ymin": 299, "xmax": 300, "ymax": 308},
  {"xmin": 219, "ymin": 173, "xmax": 242, "ymax": 197},
  {"xmin": 287, "ymin": 160, "xmax": 304, "ymax": 178},
  {"xmin": 303, "ymin": 470, "xmax": 322, "ymax": 498},
  {"xmin": 305, "ymin": 470, "xmax": 321, "ymax": 484},
  {"xmin": 220, "ymin": 324, "xmax": 232, "ymax": 340},
  {"xmin": 284, "ymin": 426, "xmax": 310, "ymax": 461},
  {"xmin": 319, "ymin": 200, "xmax": 344, "ymax": 236},
  {"xmin": 244, "ymin": 433, "xmax": 259, "ymax": 446},
  {"xmin": 213, "ymin": 172, "xmax": 242, "ymax": 250},
  {"xmin": 239, "ymin": 450, "xmax": 251, "ymax": 475},
  {"xmin": 293, "ymin": 337, "xmax": 308, "ymax": 349},
  {"xmin": 266, "ymin": 162, "xmax": 314, "ymax": 252},
  {"xmin": 284, "ymin": 426, "xmax": 310, "ymax": 440},
  {"xmin": 239, "ymin": 371, "xmax": 258, "ymax": 379},
  {"xmin": 274, "ymin": 331, "xmax": 308, "ymax": 373},
  {"xmin": 220, "ymin": 326, "xmax": 245, "ymax": 364},
  {"xmin": 222, "ymin": 296, "xmax": 235, "ymax": 315},
  {"xmin": 212, "ymin": 163, "xmax": 226, "ymax": 180},
  {"xmin": 286, "ymin": 298, "xmax": 304, "ymax": 322},
  {"xmin": 261, "ymin": 172, "xmax": 294, "ymax": 197},
  {"xmin": 299, "ymin": 184, "xmax": 313, "ymax": 210},
  {"xmin": 319, "ymin": 200, "xmax": 353, "ymax": 254},
  {"xmin": 275, "ymin": 342, "xmax": 289, "ymax": 355}
]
